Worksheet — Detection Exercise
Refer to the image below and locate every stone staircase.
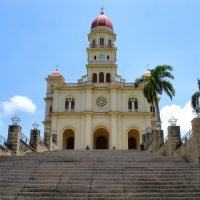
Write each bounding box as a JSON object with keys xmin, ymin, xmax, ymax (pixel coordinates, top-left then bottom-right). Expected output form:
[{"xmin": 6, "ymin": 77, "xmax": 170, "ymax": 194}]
[{"xmin": 0, "ymin": 150, "xmax": 200, "ymax": 200}]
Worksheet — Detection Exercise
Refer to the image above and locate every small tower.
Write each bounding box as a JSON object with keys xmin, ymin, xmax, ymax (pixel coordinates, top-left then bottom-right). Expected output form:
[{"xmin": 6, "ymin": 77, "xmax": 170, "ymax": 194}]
[
  {"xmin": 43, "ymin": 69, "xmax": 64, "ymax": 148},
  {"xmin": 86, "ymin": 9, "xmax": 117, "ymax": 84}
]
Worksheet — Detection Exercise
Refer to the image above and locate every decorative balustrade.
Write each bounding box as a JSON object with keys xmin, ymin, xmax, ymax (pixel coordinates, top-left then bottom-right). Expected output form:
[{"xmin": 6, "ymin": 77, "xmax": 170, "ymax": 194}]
[
  {"xmin": 128, "ymin": 109, "xmax": 147, "ymax": 113},
  {"xmin": 181, "ymin": 130, "xmax": 193, "ymax": 144},
  {"xmin": 90, "ymin": 44, "xmax": 115, "ymax": 48},
  {"xmin": 63, "ymin": 81, "xmax": 137, "ymax": 88},
  {"xmin": 88, "ymin": 61, "xmax": 116, "ymax": 64},
  {"xmin": 124, "ymin": 83, "xmax": 135, "ymax": 87}
]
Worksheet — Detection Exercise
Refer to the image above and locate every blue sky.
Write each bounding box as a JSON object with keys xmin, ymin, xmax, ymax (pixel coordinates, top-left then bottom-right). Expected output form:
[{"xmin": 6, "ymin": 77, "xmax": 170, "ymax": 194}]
[{"xmin": 0, "ymin": 0, "xmax": 199, "ymax": 138}]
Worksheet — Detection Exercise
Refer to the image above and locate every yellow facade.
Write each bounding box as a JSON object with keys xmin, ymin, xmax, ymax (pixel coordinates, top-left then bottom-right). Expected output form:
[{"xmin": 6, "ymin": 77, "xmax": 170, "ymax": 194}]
[{"xmin": 43, "ymin": 11, "xmax": 156, "ymax": 150}]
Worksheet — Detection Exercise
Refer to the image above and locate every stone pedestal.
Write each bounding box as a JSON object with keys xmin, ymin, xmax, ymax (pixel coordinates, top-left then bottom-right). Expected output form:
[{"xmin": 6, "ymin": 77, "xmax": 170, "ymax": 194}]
[
  {"xmin": 30, "ymin": 129, "xmax": 40, "ymax": 151},
  {"xmin": 152, "ymin": 130, "xmax": 164, "ymax": 151},
  {"xmin": 191, "ymin": 118, "xmax": 200, "ymax": 164},
  {"xmin": 7, "ymin": 125, "xmax": 21, "ymax": 155},
  {"xmin": 145, "ymin": 132, "xmax": 153, "ymax": 150},
  {"xmin": 167, "ymin": 126, "xmax": 181, "ymax": 156}
]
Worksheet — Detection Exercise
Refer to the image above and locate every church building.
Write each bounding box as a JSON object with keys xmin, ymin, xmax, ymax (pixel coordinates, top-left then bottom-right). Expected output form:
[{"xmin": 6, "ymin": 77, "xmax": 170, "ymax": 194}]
[{"xmin": 43, "ymin": 10, "xmax": 157, "ymax": 150}]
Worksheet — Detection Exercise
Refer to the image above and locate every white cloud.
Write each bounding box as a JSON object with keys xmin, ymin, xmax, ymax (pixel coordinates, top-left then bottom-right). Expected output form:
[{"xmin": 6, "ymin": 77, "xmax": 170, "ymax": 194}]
[
  {"xmin": 160, "ymin": 101, "xmax": 195, "ymax": 137},
  {"xmin": 0, "ymin": 96, "xmax": 36, "ymax": 116}
]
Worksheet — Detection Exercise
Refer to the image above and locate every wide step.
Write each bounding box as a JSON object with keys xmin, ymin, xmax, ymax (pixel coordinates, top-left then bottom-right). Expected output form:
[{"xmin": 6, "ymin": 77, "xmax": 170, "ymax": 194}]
[{"xmin": 0, "ymin": 150, "xmax": 200, "ymax": 199}]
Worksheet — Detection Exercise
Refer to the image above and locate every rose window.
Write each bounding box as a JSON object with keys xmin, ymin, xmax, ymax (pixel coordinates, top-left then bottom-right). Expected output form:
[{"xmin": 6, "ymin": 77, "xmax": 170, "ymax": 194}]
[{"xmin": 96, "ymin": 96, "xmax": 107, "ymax": 108}]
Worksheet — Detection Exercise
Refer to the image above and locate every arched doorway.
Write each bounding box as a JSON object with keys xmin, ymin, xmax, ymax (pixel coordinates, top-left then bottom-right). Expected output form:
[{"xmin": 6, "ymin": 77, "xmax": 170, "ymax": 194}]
[
  {"xmin": 93, "ymin": 128, "xmax": 109, "ymax": 149},
  {"xmin": 63, "ymin": 129, "xmax": 75, "ymax": 149},
  {"xmin": 128, "ymin": 129, "xmax": 140, "ymax": 149}
]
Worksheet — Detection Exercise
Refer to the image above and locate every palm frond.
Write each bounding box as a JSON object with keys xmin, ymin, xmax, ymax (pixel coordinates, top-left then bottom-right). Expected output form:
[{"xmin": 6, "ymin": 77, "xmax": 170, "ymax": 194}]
[
  {"xmin": 191, "ymin": 92, "xmax": 200, "ymax": 109},
  {"xmin": 198, "ymin": 79, "xmax": 200, "ymax": 91}
]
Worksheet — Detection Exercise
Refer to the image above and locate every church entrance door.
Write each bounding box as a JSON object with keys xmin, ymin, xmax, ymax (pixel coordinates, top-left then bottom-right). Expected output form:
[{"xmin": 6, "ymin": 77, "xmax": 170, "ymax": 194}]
[
  {"xmin": 128, "ymin": 137, "xmax": 136, "ymax": 149},
  {"xmin": 63, "ymin": 129, "xmax": 75, "ymax": 149},
  {"xmin": 128, "ymin": 129, "xmax": 140, "ymax": 150},
  {"xmin": 93, "ymin": 128, "xmax": 109, "ymax": 149},
  {"xmin": 67, "ymin": 137, "xmax": 74, "ymax": 149},
  {"xmin": 96, "ymin": 136, "xmax": 107, "ymax": 149}
]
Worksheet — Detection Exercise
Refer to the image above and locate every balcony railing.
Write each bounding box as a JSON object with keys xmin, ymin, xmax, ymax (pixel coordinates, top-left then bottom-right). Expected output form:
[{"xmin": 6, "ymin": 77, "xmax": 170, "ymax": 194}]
[
  {"xmin": 65, "ymin": 109, "xmax": 75, "ymax": 112},
  {"xmin": 61, "ymin": 80, "xmax": 138, "ymax": 88},
  {"xmin": 90, "ymin": 44, "xmax": 115, "ymax": 48},
  {"xmin": 88, "ymin": 61, "xmax": 116, "ymax": 64}
]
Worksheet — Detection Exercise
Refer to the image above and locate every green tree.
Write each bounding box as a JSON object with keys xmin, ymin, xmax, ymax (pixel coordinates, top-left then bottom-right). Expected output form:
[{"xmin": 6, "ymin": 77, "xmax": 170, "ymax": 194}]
[
  {"xmin": 134, "ymin": 65, "xmax": 175, "ymax": 128},
  {"xmin": 191, "ymin": 79, "xmax": 200, "ymax": 116}
]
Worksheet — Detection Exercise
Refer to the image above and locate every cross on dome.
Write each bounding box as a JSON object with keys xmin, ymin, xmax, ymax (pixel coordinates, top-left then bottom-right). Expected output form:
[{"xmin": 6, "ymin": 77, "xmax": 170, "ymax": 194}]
[{"xmin": 100, "ymin": 7, "xmax": 104, "ymax": 15}]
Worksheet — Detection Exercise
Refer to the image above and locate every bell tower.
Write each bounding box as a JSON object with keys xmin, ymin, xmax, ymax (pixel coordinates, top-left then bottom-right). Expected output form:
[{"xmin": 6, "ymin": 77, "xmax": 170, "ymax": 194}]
[{"xmin": 86, "ymin": 9, "xmax": 117, "ymax": 84}]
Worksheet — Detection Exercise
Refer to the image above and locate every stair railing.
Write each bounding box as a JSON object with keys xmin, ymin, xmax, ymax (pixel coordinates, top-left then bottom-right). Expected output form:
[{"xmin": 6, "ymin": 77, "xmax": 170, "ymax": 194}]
[
  {"xmin": 20, "ymin": 132, "xmax": 30, "ymax": 144},
  {"xmin": 181, "ymin": 129, "xmax": 192, "ymax": 144},
  {"xmin": 0, "ymin": 134, "xmax": 7, "ymax": 148}
]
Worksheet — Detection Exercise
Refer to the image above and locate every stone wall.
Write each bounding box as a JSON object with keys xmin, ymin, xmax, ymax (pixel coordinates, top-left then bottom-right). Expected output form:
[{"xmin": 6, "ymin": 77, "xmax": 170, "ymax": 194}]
[
  {"xmin": 0, "ymin": 145, "xmax": 12, "ymax": 155},
  {"xmin": 19, "ymin": 140, "xmax": 36, "ymax": 156},
  {"xmin": 173, "ymin": 137, "xmax": 194, "ymax": 162},
  {"xmin": 159, "ymin": 118, "xmax": 200, "ymax": 164}
]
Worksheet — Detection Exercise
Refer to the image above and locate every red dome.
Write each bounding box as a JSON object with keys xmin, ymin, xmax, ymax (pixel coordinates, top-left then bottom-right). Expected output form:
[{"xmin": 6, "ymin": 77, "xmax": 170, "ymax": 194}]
[
  {"xmin": 50, "ymin": 69, "xmax": 61, "ymax": 77},
  {"xmin": 91, "ymin": 11, "xmax": 113, "ymax": 31},
  {"xmin": 144, "ymin": 69, "xmax": 151, "ymax": 77}
]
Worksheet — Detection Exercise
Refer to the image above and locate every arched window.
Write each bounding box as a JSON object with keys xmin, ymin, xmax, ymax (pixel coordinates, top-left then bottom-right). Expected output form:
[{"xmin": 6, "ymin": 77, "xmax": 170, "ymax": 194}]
[
  {"xmin": 106, "ymin": 73, "xmax": 111, "ymax": 83},
  {"xmin": 108, "ymin": 39, "xmax": 112, "ymax": 47},
  {"xmin": 107, "ymin": 55, "xmax": 109, "ymax": 60},
  {"xmin": 65, "ymin": 96, "xmax": 75, "ymax": 112},
  {"xmin": 128, "ymin": 97, "xmax": 138, "ymax": 112},
  {"xmin": 92, "ymin": 73, "xmax": 97, "ymax": 83},
  {"xmin": 92, "ymin": 39, "xmax": 96, "ymax": 47},
  {"xmin": 49, "ymin": 106, "xmax": 52, "ymax": 113},
  {"xmin": 94, "ymin": 55, "xmax": 96, "ymax": 60},
  {"xmin": 150, "ymin": 105, "xmax": 155, "ymax": 113},
  {"xmin": 51, "ymin": 84, "xmax": 54, "ymax": 93},
  {"xmin": 100, "ymin": 38, "xmax": 104, "ymax": 46},
  {"xmin": 99, "ymin": 72, "xmax": 104, "ymax": 83}
]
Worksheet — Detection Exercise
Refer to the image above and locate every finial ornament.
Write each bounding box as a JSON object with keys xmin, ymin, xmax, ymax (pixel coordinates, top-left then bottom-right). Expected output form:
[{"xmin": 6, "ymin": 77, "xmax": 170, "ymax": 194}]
[
  {"xmin": 32, "ymin": 122, "xmax": 39, "ymax": 130},
  {"xmin": 100, "ymin": 7, "xmax": 104, "ymax": 14},
  {"xmin": 168, "ymin": 116, "xmax": 178, "ymax": 126},
  {"xmin": 11, "ymin": 115, "xmax": 21, "ymax": 125}
]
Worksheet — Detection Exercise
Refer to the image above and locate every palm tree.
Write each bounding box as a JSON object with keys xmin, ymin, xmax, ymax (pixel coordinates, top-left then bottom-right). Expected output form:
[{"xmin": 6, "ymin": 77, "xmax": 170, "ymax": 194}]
[
  {"xmin": 191, "ymin": 79, "xmax": 200, "ymax": 116},
  {"xmin": 134, "ymin": 65, "xmax": 175, "ymax": 128}
]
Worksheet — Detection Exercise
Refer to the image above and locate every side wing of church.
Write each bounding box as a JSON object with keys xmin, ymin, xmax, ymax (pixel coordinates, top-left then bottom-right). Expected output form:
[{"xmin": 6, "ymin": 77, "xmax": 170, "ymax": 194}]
[{"xmin": 43, "ymin": 10, "xmax": 157, "ymax": 150}]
